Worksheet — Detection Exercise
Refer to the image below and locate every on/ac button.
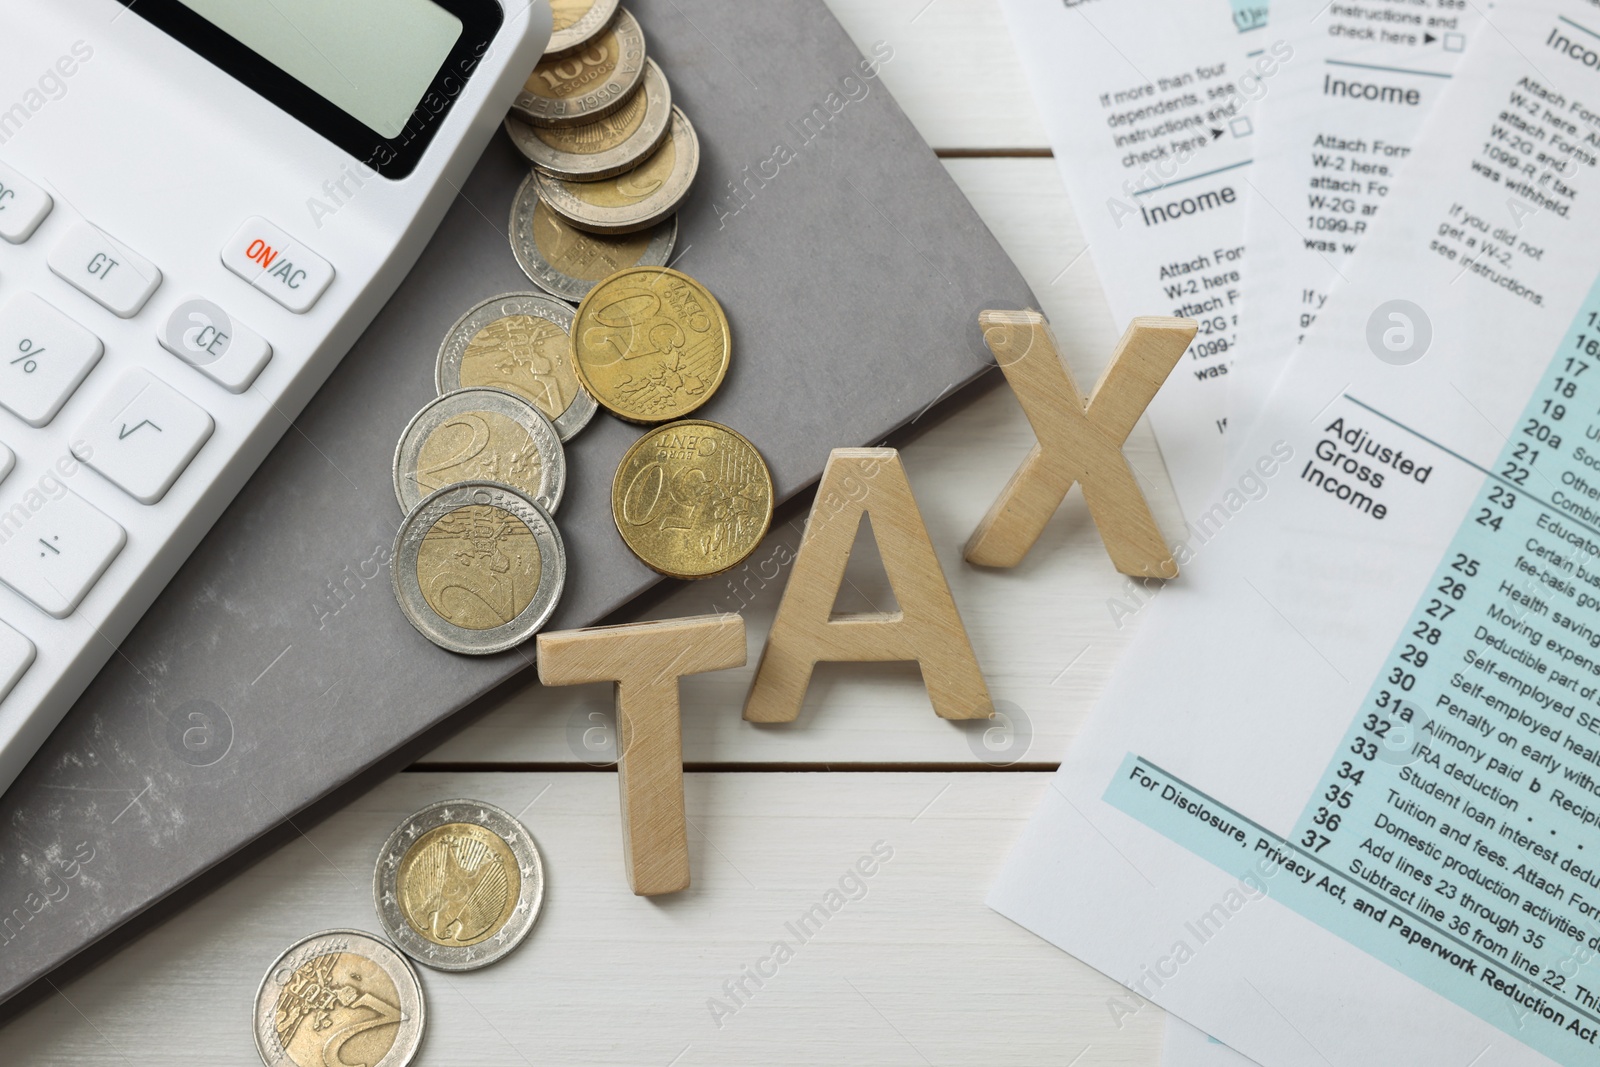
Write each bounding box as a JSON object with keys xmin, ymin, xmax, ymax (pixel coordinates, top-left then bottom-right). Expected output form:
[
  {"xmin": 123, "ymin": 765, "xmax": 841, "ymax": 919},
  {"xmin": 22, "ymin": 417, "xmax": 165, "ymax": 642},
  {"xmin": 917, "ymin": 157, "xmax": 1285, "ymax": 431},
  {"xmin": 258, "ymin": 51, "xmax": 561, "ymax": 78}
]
[{"xmin": 221, "ymin": 217, "xmax": 334, "ymax": 314}]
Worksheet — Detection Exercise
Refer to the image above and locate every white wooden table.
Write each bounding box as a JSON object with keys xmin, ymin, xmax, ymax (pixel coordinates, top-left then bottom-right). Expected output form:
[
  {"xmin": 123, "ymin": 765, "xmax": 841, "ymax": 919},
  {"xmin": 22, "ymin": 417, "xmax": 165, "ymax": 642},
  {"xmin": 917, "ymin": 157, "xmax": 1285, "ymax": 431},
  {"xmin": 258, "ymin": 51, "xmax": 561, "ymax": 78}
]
[{"xmin": 2, "ymin": 3, "xmax": 1176, "ymax": 1062}]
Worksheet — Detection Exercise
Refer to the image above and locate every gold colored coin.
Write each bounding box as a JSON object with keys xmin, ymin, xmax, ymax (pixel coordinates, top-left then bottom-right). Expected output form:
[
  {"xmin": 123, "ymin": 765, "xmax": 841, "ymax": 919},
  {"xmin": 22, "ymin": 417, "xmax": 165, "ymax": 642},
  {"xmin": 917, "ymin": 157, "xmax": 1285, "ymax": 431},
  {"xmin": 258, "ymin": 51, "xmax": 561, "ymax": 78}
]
[
  {"xmin": 416, "ymin": 504, "xmax": 543, "ymax": 630},
  {"xmin": 534, "ymin": 107, "xmax": 699, "ymax": 233},
  {"xmin": 515, "ymin": 9, "xmax": 645, "ymax": 127},
  {"xmin": 526, "ymin": 31, "xmax": 621, "ymax": 101},
  {"xmin": 545, "ymin": 0, "xmax": 619, "ymax": 55},
  {"xmin": 415, "ymin": 408, "xmax": 545, "ymax": 498},
  {"xmin": 273, "ymin": 951, "xmax": 403, "ymax": 1067},
  {"xmin": 571, "ymin": 267, "xmax": 731, "ymax": 423},
  {"xmin": 534, "ymin": 200, "xmax": 658, "ymax": 283},
  {"xmin": 612, "ymin": 420, "xmax": 773, "ymax": 578},
  {"xmin": 460, "ymin": 315, "xmax": 582, "ymax": 424},
  {"xmin": 396, "ymin": 822, "xmax": 521, "ymax": 949},
  {"xmin": 580, "ymin": 130, "xmax": 672, "ymax": 209},
  {"xmin": 504, "ymin": 57, "xmax": 670, "ymax": 180},
  {"xmin": 533, "ymin": 83, "xmax": 646, "ymax": 155},
  {"xmin": 551, "ymin": 0, "xmax": 603, "ymax": 32},
  {"xmin": 548, "ymin": 121, "xmax": 675, "ymax": 212}
]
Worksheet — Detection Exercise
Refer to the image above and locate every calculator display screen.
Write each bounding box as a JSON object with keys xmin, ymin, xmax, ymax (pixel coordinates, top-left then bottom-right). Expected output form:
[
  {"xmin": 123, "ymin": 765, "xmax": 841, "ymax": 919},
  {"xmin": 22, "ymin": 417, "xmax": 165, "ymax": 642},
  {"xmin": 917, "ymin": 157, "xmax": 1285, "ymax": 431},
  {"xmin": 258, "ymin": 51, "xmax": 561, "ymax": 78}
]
[
  {"xmin": 177, "ymin": 0, "xmax": 464, "ymax": 138},
  {"xmin": 120, "ymin": 0, "xmax": 504, "ymax": 178}
]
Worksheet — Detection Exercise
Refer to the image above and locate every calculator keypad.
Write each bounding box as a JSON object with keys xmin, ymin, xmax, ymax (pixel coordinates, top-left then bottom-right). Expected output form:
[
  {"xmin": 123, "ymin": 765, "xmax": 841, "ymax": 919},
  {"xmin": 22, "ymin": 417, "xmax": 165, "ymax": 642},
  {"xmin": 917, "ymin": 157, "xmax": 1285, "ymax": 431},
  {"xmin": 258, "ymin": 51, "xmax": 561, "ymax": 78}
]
[
  {"xmin": 72, "ymin": 369, "xmax": 214, "ymax": 505},
  {"xmin": 0, "ymin": 162, "xmax": 52, "ymax": 245},
  {"xmin": 158, "ymin": 297, "xmax": 272, "ymax": 393},
  {"xmin": 0, "ymin": 621, "xmax": 32, "ymax": 703},
  {"xmin": 220, "ymin": 217, "xmax": 334, "ymax": 313},
  {"xmin": 0, "ymin": 292, "xmax": 103, "ymax": 427},
  {"xmin": 0, "ymin": 489, "xmax": 125, "ymax": 618},
  {"xmin": 48, "ymin": 221, "xmax": 162, "ymax": 318}
]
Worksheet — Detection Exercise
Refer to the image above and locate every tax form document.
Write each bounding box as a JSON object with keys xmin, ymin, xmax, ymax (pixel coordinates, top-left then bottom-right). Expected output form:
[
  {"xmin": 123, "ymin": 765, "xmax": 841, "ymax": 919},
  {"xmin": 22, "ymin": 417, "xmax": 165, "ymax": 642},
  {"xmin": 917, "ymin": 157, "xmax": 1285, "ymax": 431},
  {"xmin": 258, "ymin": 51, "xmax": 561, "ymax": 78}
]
[
  {"xmin": 1229, "ymin": 0, "xmax": 1481, "ymax": 450},
  {"xmin": 999, "ymin": 0, "xmax": 1281, "ymax": 521},
  {"xmin": 990, "ymin": 3, "xmax": 1600, "ymax": 1063},
  {"xmin": 1164, "ymin": 1019, "xmax": 1253, "ymax": 1067}
]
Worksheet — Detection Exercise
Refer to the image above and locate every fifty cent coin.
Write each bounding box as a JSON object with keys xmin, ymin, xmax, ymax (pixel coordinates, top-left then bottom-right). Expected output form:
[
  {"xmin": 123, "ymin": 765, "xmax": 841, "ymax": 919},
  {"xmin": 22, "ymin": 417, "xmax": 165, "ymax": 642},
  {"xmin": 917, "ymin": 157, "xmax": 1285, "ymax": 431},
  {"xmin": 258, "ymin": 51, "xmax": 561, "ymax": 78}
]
[
  {"xmin": 571, "ymin": 266, "xmax": 730, "ymax": 423},
  {"xmin": 513, "ymin": 7, "xmax": 645, "ymax": 128},
  {"xmin": 510, "ymin": 176, "xmax": 676, "ymax": 302},
  {"xmin": 374, "ymin": 799, "xmax": 545, "ymax": 972},
  {"xmin": 393, "ymin": 388, "xmax": 566, "ymax": 515},
  {"xmin": 612, "ymin": 420, "xmax": 773, "ymax": 579},
  {"xmin": 435, "ymin": 293, "xmax": 597, "ymax": 440},
  {"xmin": 545, "ymin": 0, "xmax": 620, "ymax": 56},
  {"xmin": 392, "ymin": 482, "xmax": 566, "ymax": 655},
  {"xmin": 253, "ymin": 929, "xmax": 424, "ymax": 1067},
  {"xmin": 506, "ymin": 58, "xmax": 671, "ymax": 181},
  {"xmin": 536, "ymin": 106, "xmax": 700, "ymax": 234}
]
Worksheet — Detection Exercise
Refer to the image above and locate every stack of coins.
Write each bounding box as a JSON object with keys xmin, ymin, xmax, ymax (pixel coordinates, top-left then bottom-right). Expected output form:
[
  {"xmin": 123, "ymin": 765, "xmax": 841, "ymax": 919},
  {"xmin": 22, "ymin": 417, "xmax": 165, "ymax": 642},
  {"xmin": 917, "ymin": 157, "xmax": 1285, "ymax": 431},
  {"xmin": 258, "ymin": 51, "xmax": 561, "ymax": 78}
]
[
  {"xmin": 503, "ymin": 2, "xmax": 698, "ymax": 301},
  {"xmin": 253, "ymin": 801, "xmax": 545, "ymax": 1067},
  {"xmin": 390, "ymin": 3, "xmax": 775, "ymax": 654},
  {"xmin": 567, "ymin": 267, "xmax": 776, "ymax": 580}
]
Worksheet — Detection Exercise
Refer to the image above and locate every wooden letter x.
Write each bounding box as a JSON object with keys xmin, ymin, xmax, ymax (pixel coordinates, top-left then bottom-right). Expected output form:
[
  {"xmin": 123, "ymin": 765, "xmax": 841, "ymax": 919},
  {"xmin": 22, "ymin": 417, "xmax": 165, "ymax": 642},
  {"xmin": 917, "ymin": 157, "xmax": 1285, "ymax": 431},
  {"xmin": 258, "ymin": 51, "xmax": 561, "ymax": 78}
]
[
  {"xmin": 963, "ymin": 310, "xmax": 1196, "ymax": 577},
  {"xmin": 744, "ymin": 448, "xmax": 992, "ymax": 724},
  {"xmin": 537, "ymin": 614, "xmax": 746, "ymax": 896}
]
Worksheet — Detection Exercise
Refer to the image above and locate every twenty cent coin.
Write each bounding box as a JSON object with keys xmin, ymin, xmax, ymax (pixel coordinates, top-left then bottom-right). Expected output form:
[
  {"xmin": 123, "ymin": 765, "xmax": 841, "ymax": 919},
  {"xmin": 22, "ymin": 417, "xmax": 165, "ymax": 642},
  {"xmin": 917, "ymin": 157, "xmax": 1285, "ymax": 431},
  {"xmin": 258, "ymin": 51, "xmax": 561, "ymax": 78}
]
[
  {"xmin": 435, "ymin": 293, "xmax": 597, "ymax": 440},
  {"xmin": 571, "ymin": 266, "xmax": 730, "ymax": 423},
  {"xmin": 374, "ymin": 799, "xmax": 545, "ymax": 972},
  {"xmin": 544, "ymin": 0, "xmax": 620, "ymax": 56},
  {"xmin": 253, "ymin": 929, "xmax": 424, "ymax": 1067},
  {"xmin": 536, "ymin": 106, "xmax": 700, "ymax": 234},
  {"xmin": 506, "ymin": 58, "xmax": 671, "ymax": 181},
  {"xmin": 392, "ymin": 481, "xmax": 566, "ymax": 654},
  {"xmin": 393, "ymin": 388, "xmax": 566, "ymax": 514},
  {"xmin": 513, "ymin": 7, "xmax": 645, "ymax": 128},
  {"xmin": 612, "ymin": 420, "xmax": 773, "ymax": 578},
  {"xmin": 510, "ymin": 175, "xmax": 676, "ymax": 302}
]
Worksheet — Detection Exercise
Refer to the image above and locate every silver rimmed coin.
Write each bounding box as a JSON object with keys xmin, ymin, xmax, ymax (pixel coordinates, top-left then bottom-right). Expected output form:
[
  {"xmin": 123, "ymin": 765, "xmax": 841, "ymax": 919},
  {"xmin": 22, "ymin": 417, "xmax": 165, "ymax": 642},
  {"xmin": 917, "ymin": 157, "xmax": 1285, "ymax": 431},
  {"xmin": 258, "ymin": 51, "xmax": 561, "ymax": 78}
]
[
  {"xmin": 253, "ymin": 929, "xmax": 424, "ymax": 1067},
  {"xmin": 545, "ymin": 0, "xmax": 620, "ymax": 56},
  {"xmin": 434, "ymin": 293, "xmax": 597, "ymax": 440},
  {"xmin": 510, "ymin": 175, "xmax": 676, "ymax": 302},
  {"xmin": 513, "ymin": 7, "xmax": 645, "ymax": 128},
  {"xmin": 374, "ymin": 799, "xmax": 545, "ymax": 972},
  {"xmin": 393, "ymin": 388, "xmax": 566, "ymax": 515},
  {"xmin": 536, "ymin": 106, "xmax": 700, "ymax": 234},
  {"xmin": 506, "ymin": 58, "xmax": 671, "ymax": 181},
  {"xmin": 392, "ymin": 482, "xmax": 566, "ymax": 655}
]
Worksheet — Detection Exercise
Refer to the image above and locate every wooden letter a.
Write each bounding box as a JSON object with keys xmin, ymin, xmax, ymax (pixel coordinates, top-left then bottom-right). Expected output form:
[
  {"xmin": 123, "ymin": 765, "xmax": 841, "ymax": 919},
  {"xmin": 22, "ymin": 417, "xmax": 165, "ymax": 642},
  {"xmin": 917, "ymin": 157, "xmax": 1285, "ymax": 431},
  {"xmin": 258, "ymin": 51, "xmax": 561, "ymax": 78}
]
[{"xmin": 743, "ymin": 448, "xmax": 992, "ymax": 724}]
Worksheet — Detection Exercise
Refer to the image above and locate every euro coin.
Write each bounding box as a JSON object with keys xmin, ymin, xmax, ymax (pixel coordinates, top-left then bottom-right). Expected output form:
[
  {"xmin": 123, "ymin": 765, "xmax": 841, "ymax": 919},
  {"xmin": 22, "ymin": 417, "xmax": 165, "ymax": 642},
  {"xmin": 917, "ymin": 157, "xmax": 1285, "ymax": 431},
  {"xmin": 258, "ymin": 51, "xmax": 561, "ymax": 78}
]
[
  {"xmin": 544, "ymin": 0, "xmax": 619, "ymax": 56},
  {"xmin": 571, "ymin": 266, "xmax": 730, "ymax": 423},
  {"xmin": 393, "ymin": 388, "xmax": 566, "ymax": 515},
  {"xmin": 612, "ymin": 420, "xmax": 773, "ymax": 578},
  {"xmin": 435, "ymin": 293, "xmax": 596, "ymax": 440},
  {"xmin": 253, "ymin": 929, "xmax": 424, "ymax": 1067},
  {"xmin": 536, "ymin": 106, "xmax": 699, "ymax": 234},
  {"xmin": 510, "ymin": 177, "xmax": 677, "ymax": 302},
  {"xmin": 374, "ymin": 798, "xmax": 545, "ymax": 971},
  {"xmin": 392, "ymin": 482, "xmax": 566, "ymax": 654},
  {"xmin": 513, "ymin": 7, "xmax": 645, "ymax": 128},
  {"xmin": 506, "ymin": 58, "xmax": 671, "ymax": 181}
]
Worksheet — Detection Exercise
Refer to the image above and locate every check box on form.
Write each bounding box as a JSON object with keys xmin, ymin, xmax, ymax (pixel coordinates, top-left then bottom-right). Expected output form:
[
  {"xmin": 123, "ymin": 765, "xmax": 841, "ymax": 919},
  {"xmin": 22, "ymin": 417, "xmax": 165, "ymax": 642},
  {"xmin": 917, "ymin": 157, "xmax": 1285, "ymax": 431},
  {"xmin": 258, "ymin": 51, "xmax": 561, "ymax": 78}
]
[
  {"xmin": 1230, "ymin": 116, "xmax": 1254, "ymax": 138},
  {"xmin": 1445, "ymin": 32, "xmax": 1466, "ymax": 51}
]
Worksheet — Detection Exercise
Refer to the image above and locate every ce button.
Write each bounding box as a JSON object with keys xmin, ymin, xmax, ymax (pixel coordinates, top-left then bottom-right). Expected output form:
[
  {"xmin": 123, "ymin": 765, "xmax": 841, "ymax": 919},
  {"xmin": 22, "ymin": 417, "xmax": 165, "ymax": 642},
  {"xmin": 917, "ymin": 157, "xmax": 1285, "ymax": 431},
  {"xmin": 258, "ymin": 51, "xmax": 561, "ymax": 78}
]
[{"xmin": 158, "ymin": 297, "xmax": 273, "ymax": 393}]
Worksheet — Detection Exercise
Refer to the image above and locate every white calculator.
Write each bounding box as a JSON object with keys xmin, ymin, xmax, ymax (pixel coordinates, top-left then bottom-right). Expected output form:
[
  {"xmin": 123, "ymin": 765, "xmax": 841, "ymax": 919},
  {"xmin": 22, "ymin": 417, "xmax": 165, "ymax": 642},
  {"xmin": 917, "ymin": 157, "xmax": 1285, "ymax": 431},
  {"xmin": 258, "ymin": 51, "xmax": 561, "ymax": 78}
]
[{"xmin": 0, "ymin": 0, "xmax": 552, "ymax": 797}]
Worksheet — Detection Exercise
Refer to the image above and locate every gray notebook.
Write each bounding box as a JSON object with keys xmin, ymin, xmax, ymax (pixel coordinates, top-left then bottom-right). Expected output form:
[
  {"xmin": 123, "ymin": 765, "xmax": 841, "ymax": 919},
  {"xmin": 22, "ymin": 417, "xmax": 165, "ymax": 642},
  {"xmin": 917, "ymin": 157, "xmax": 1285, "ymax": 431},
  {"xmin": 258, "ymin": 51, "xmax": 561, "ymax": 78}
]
[{"xmin": 0, "ymin": 0, "xmax": 1034, "ymax": 1014}]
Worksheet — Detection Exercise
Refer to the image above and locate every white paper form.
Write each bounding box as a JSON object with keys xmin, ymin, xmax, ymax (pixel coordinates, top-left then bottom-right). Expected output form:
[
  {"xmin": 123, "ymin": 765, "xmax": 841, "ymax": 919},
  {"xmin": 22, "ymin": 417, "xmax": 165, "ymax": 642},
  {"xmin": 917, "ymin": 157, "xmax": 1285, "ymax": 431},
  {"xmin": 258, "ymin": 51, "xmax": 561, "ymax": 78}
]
[
  {"xmin": 990, "ymin": 2, "xmax": 1600, "ymax": 1064},
  {"xmin": 1229, "ymin": 0, "xmax": 1482, "ymax": 450},
  {"xmin": 1164, "ymin": 1018, "xmax": 1257, "ymax": 1067},
  {"xmin": 999, "ymin": 0, "xmax": 1287, "ymax": 521}
]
